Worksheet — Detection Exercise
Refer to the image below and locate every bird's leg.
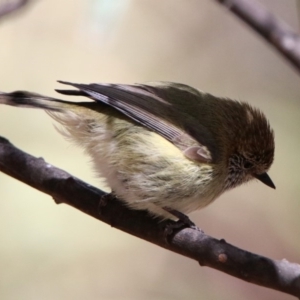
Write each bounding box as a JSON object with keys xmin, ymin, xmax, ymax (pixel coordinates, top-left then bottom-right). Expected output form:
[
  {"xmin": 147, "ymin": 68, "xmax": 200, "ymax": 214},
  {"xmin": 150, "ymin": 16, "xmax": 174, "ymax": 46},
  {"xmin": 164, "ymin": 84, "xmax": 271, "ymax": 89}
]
[
  {"xmin": 163, "ymin": 207, "xmax": 202, "ymax": 240},
  {"xmin": 163, "ymin": 206, "xmax": 196, "ymax": 227}
]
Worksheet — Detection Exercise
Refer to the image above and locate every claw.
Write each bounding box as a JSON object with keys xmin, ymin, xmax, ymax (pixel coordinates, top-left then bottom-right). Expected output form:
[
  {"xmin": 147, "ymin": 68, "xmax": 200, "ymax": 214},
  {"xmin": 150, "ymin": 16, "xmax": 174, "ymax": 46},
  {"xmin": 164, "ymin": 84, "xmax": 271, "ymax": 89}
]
[{"xmin": 162, "ymin": 209, "xmax": 203, "ymax": 244}]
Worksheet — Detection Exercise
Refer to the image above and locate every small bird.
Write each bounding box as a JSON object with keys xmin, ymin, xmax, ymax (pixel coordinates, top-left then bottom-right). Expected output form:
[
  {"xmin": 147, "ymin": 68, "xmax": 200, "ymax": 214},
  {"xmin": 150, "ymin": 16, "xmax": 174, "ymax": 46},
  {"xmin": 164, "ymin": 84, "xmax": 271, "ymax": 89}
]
[{"xmin": 0, "ymin": 81, "xmax": 275, "ymax": 221}]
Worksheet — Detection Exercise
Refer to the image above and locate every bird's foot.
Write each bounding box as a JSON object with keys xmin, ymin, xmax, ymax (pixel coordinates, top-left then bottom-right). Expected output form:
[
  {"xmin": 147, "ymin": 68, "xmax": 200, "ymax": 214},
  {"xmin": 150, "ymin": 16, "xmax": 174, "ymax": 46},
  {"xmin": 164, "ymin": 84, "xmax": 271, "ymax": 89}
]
[
  {"xmin": 163, "ymin": 206, "xmax": 196, "ymax": 227},
  {"xmin": 163, "ymin": 207, "xmax": 202, "ymax": 241}
]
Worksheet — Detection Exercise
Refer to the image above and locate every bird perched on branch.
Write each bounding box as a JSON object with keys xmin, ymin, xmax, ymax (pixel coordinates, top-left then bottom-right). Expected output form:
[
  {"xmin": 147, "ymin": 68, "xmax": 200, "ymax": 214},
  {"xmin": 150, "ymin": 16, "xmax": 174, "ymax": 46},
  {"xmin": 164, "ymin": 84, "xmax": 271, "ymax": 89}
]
[{"xmin": 0, "ymin": 81, "xmax": 275, "ymax": 223}]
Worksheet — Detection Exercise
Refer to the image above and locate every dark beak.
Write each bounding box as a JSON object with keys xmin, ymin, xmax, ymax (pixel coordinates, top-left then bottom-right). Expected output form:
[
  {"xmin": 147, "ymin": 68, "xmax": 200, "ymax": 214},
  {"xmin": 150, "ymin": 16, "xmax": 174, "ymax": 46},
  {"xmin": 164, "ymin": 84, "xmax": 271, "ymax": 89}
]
[{"xmin": 254, "ymin": 172, "xmax": 276, "ymax": 189}]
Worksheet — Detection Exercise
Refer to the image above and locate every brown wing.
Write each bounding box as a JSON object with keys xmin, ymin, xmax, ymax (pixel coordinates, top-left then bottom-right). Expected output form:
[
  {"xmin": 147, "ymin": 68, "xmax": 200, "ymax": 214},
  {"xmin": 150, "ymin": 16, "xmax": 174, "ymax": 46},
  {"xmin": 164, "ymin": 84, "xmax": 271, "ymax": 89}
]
[{"xmin": 56, "ymin": 81, "xmax": 218, "ymax": 163}]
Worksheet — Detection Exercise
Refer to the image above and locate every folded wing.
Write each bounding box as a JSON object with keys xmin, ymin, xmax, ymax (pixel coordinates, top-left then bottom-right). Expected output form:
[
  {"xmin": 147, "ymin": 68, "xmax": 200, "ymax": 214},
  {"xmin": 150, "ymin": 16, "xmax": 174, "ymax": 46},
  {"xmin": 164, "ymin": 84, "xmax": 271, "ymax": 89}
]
[{"xmin": 56, "ymin": 81, "xmax": 218, "ymax": 163}]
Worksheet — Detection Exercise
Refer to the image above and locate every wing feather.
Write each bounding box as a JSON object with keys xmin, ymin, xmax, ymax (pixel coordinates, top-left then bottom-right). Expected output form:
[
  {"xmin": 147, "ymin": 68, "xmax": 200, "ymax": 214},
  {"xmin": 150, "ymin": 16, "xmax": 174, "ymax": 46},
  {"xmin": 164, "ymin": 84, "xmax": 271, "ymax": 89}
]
[{"xmin": 56, "ymin": 81, "xmax": 218, "ymax": 163}]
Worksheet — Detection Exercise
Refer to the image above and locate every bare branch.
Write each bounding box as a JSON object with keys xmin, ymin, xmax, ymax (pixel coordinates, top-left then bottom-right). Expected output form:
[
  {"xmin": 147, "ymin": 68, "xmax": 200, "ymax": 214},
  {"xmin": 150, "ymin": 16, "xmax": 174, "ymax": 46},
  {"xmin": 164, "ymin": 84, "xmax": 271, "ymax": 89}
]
[
  {"xmin": 0, "ymin": 0, "xmax": 30, "ymax": 18},
  {"xmin": 214, "ymin": 0, "xmax": 300, "ymax": 73},
  {"xmin": 0, "ymin": 136, "xmax": 300, "ymax": 297}
]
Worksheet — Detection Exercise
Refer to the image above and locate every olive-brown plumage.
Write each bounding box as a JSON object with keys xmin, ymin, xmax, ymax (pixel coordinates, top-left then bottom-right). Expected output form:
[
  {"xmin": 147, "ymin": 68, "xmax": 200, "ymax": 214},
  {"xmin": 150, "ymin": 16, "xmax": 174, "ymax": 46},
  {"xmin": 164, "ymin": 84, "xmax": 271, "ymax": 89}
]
[{"xmin": 0, "ymin": 81, "xmax": 275, "ymax": 220}]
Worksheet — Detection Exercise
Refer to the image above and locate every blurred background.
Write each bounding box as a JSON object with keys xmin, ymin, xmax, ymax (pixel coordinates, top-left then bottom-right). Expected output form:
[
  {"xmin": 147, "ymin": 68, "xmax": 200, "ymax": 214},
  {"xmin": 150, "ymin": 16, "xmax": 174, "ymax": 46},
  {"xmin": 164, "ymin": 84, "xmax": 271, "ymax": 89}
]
[{"xmin": 0, "ymin": 0, "xmax": 299, "ymax": 299}]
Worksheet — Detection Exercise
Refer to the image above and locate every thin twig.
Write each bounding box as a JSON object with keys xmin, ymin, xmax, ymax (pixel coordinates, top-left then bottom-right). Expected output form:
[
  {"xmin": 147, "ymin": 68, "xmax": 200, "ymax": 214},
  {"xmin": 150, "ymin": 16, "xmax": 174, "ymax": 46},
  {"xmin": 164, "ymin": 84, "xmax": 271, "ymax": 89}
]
[
  {"xmin": 0, "ymin": 0, "xmax": 30, "ymax": 18},
  {"xmin": 215, "ymin": 0, "xmax": 300, "ymax": 73},
  {"xmin": 0, "ymin": 136, "xmax": 300, "ymax": 297}
]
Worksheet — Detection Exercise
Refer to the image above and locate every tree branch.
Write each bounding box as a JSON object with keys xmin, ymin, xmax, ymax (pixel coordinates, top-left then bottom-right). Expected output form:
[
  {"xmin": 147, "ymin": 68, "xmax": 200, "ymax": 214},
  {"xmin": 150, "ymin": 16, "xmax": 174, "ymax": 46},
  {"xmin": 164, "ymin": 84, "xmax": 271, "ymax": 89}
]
[
  {"xmin": 214, "ymin": 0, "xmax": 300, "ymax": 73},
  {"xmin": 0, "ymin": 136, "xmax": 300, "ymax": 297},
  {"xmin": 0, "ymin": 0, "xmax": 30, "ymax": 18}
]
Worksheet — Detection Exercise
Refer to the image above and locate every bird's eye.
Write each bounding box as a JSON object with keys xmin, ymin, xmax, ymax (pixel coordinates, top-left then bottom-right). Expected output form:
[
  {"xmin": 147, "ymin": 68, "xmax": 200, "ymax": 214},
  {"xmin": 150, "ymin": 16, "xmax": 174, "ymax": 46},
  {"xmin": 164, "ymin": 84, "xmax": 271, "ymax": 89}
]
[{"xmin": 243, "ymin": 161, "xmax": 253, "ymax": 169}]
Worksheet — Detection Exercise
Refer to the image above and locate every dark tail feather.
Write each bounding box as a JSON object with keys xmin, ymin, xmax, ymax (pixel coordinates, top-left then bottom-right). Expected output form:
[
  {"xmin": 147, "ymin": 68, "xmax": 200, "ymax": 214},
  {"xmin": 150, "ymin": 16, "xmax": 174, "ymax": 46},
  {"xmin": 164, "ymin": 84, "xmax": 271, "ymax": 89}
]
[
  {"xmin": 0, "ymin": 91, "xmax": 70, "ymax": 111},
  {"xmin": 55, "ymin": 89, "xmax": 87, "ymax": 97}
]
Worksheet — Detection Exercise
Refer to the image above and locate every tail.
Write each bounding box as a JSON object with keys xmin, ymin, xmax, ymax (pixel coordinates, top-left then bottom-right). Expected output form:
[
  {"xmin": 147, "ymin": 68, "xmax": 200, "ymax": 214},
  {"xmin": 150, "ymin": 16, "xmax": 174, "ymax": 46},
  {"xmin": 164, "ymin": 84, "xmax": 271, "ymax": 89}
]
[{"xmin": 0, "ymin": 91, "xmax": 75, "ymax": 111}]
